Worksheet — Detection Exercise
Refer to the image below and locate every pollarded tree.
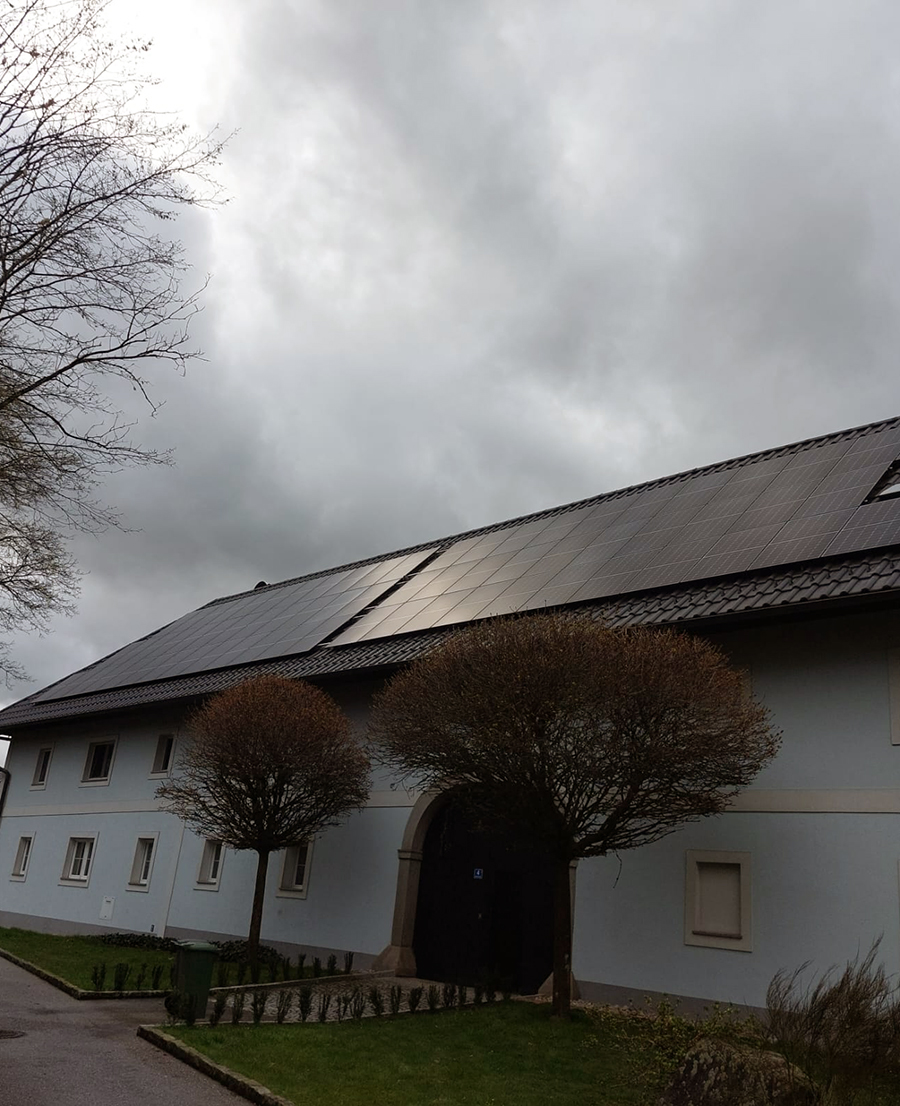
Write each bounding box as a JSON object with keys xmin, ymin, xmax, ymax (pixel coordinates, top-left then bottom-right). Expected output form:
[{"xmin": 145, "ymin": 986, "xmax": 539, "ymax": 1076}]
[
  {"xmin": 369, "ymin": 613, "xmax": 780, "ymax": 1018},
  {"xmin": 158, "ymin": 676, "xmax": 370, "ymax": 973},
  {"xmin": 0, "ymin": 0, "xmax": 224, "ymax": 676}
]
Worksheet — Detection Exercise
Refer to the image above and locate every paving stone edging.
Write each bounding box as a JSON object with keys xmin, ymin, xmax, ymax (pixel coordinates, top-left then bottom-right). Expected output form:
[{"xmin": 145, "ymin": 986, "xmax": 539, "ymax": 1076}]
[
  {"xmin": 137, "ymin": 1025, "xmax": 294, "ymax": 1106},
  {"xmin": 0, "ymin": 946, "xmax": 167, "ymax": 1000},
  {"xmin": 209, "ymin": 969, "xmax": 389, "ymax": 995}
]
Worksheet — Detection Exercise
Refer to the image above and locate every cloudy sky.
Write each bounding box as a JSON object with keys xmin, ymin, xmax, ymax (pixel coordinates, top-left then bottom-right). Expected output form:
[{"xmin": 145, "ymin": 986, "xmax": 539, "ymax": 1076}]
[{"xmin": 5, "ymin": 0, "xmax": 900, "ymax": 702}]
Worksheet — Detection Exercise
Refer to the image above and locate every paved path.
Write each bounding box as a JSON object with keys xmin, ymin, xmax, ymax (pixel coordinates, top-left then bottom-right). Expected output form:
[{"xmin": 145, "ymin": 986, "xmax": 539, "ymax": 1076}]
[{"xmin": 0, "ymin": 958, "xmax": 242, "ymax": 1106}]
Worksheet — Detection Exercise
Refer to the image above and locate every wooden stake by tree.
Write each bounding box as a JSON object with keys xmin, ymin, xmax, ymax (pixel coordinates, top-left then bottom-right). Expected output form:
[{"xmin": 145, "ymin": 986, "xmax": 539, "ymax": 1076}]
[
  {"xmin": 370, "ymin": 614, "xmax": 780, "ymax": 1018},
  {"xmin": 158, "ymin": 676, "xmax": 369, "ymax": 974}
]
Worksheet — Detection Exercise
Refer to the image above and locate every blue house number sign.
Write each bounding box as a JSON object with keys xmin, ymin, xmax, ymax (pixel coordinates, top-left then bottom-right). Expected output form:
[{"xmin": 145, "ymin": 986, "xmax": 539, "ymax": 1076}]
[{"xmin": 473, "ymin": 868, "xmax": 484, "ymax": 880}]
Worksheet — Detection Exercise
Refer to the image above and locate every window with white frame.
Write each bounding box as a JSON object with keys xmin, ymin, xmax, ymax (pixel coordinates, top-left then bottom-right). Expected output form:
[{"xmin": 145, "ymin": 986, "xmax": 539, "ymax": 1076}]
[
  {"xmin": 128, "ymin": 837, "xmax": 157, "ymax": 889},
  {"xmin": 197, "ymin": 840, "xmax": 223, "ymax": 888},
  {"xmin": 31, "ymin": 747, "xmax": 52, "ymax": 789},
  {"xmin": 11, "ymin": 836, "xmax": 32, "ymax": 880},
  {"xmin": 684, "ymin": 850, "xmax": 752, "ymax": 952},
  {"xmin": 278, "ymin": 842, "xmax": 311, "ymax": 896},
  {"xmin": 61, "ymin": 836, "xmax": 96, "ymax": 885},
  {"xmin": 81, "ymin": 740, "xmax": 116, "ymax": 783},
  {"xmin": 150, "ymin": 734, "xmax": 175, "ymax": 777}
]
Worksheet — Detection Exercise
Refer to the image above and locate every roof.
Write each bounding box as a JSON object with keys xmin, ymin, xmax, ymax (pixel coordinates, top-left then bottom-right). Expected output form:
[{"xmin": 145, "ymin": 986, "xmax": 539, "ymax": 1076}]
[{"xmin": 5, "ymin": 414, "xmax": 900, "ymax": 728}]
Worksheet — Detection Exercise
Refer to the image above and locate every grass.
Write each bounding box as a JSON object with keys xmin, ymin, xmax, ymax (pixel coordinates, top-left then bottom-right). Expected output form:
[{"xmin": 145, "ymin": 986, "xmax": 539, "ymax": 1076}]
[
  {"xmin": 0, "ymin": 926, "xmax": 173, "ymax": 991},
  {"xmin": 168, "ymin": 1001, "xmax": 648, "ymax": 1106}
]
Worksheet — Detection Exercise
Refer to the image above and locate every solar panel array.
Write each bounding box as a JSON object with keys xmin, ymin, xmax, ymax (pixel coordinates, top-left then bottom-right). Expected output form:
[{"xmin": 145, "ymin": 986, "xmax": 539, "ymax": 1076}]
[
  {"xmin": 35, "ymin": 549, "xmax": 435, "ymax": 701},
  {"xmin": 33, "ymin": 419, "xmax": 900, "ymax": 701},
  {"xmin": 329, "ymin": 423, "xmax": 900, "ymax": 646}
]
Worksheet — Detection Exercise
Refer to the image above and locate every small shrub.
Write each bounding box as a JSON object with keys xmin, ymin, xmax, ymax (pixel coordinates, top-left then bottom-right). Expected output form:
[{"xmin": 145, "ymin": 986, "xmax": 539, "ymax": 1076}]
[
  {"xmin": 473, "ymin": 985, "xmax": 484, "ymax": 1006},
  {"xmin": 317, "ymin": 990, "xmax": 333, "ymax": 1022},
  {"xmin": 350, "ymin": 986, "xmax": 366, "ymax": 1020},
  {"xmin": 251, "ymin": 989, "xmax": 268, "ymax": 1024},
  {"xmin": 164, "ymin": 990, "xmax": 197, "ymax": 1026},
  {"xmin": 215, "ymin": 960, "xmax": 229, "ymax": 988},
  {"xmin": 113, "ymin": 963, "xmax": 131, "ymax": 993},
  {"xmin": 298, "ymin": 985, "xmax": 313, "ymax": 1023},
  {"xmin": 426, "ymin": 984, "xmax": 440, "ymax": 1012},
  {"xmin": 389, "ymin": 985, "xmax": 403, "ymax": 1016},
  {"xmin": 275, "ymin": 989, "xmax": 293, "ymax": 1024},
  {"xmin": 90, "ymin": 963, "xmax": 107, "ymax": 991},
  {"xmin": 297, "ymin": 953, "xmax": 306, "ymax": 976},
  {"xmin": 326, "ymin": 954, "xmax": 337, "ymax": 976},
  {"xmin": 209, "ymin": 992, "xmax": 228, "ymax": 1026},
  {"xmin": 230, "ymin": 990, "xmax": 246, "ymax": 1024},
  {"xmin": 368, "ymin": 985, "xmax": 385, "ymax": 1017},
  {"xmin": 312, "ymin": 957, "xmax": 322, "ymax": 978},
  {"xmin": 336, "ymin": 992, "xmax": 351, "ymax": 1022},
  {"xmin": 134, "ymin": 963, "xmax": 148, "ymax": 991},
  {"xmin": 98, "ymin": 932, "xmax": 179, "ymax": 952},
  {"xmin": 442, "ymin": 982, "xmax": 457, "ymax": 1009},
  {"xmin": 407, "ymin": 986, "xmax": 423, "ymax": 1014},
  {"xmin": 213, "ymin": 939, "xmax": 281, "ymax": 966},
  {"xmin": 151, "ymin": 964, "xmax": 164, "ymax": 990},
  {"xmin": 343, "ymin": 951, "xmax": 354, "ymax": 974},
  {"xmin": 458, "ymin": 985, "xmax": 467, "ymax": 1009}
]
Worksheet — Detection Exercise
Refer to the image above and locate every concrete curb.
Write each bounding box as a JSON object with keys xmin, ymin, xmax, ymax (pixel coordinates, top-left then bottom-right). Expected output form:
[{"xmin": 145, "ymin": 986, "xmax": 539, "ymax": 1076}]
[
  {"xmin": 137, "ymin": 1025, "xmax": 295, "ymax": 1106},
  {"xmin": 0, "ymin": 947, "xmax": 167, "ymax": 1000},
  {"xmin": 209, "ymin": 969, "xmax": 390, "ymax": 996}
]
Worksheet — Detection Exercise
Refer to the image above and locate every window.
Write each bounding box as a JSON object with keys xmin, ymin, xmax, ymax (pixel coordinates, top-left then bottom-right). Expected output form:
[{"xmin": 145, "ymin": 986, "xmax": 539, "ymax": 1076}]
[
  {"xmin": 31, "ymin": 747, "xmax": 52, "ymax": 789},
  {"xmin": 128, "ymin": 837, "xmax": 157, "ymax": 889},
  {"xmin": 11, "ymin": 836, "xmax": 32, "ymax": 880},
  {"xmin": 61, "ymin": 836, "xmax": 96, "ymax": 885},
  {"xmin": 278, "ymin": 842, "xmax": 311, "ymax": 896},
  {"xmin": 150, "ymin": 734, "xmax": 175, "ymax": 777},
  {"xmin": 684, "ymin": 850, "xmax": 752, "ymax": 951},
  {"xmin": 81, "ymin": 740, "xmax": 115, "ymax": 784},
  {"xmin": 197, "ymin": 840, "xmax": 223, "ymax": 888}
]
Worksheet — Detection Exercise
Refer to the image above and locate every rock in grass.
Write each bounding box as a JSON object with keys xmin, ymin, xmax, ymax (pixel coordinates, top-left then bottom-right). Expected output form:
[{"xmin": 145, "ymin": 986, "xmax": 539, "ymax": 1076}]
[{"xmin": 660, "ymin": 1037, "xmax": 816, "ymax": 1106}]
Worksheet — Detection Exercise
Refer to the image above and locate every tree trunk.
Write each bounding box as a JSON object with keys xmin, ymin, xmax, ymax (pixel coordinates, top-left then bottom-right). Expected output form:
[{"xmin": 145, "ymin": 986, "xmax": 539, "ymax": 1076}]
[
  {"xmin": 551, "ymin": 856, "xmax": 573, "ymax": 1018},
  {"xmin": 248, "ymin": 850, "xmax": 270, "ymax": 982}
]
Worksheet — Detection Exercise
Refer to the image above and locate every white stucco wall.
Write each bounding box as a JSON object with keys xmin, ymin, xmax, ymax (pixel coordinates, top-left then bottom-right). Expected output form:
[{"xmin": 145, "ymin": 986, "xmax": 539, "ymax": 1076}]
[{"xmin": 2, "ymin": 605, "xmax": 899, "ymax": 1005}]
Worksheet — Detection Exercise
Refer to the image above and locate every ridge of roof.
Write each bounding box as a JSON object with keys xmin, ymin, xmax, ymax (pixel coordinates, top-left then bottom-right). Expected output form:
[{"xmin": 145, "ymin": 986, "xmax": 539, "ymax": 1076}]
[{"xmin": 203, "ymin": 414, "xmax": 900, "ymax": 609}]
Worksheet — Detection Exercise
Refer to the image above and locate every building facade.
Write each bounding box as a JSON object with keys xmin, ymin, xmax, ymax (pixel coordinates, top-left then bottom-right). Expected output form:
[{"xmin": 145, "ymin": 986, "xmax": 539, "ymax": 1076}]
[{"xmin": 2, "ymin": 416, "xmax": 900, "ymax": 1008}]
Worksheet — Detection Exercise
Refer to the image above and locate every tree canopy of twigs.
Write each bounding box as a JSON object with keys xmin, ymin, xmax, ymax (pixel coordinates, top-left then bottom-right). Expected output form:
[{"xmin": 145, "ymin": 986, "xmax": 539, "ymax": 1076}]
[
  {"xmin": 370, "ymin": 614, "xmax": 780, "ymax": 1017},
  {"xmin": 158, "ymin": 676, "xmax": 370, "ymax": 971},
  {"xmin": 0, "ymin": 0, "xmax": 224, "ymax": 677}
]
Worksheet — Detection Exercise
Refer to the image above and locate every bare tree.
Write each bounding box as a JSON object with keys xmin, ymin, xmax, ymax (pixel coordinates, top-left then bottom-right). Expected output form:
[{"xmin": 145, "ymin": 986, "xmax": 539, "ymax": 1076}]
[
  {"xmin": 370, "ymin": 614, "xmax": 780, "ymax": 1018},
  {"xmin": 0, "ymin": 0, "xmax": 224, "ymax": 676},
  {"xmin": 158, "ymin": 676, "xmax": 370, "ymax": 974}
]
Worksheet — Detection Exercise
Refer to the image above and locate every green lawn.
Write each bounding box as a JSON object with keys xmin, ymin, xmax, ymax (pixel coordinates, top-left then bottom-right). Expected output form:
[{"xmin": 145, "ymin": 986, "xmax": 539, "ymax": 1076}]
[
  {"xmin": 168, "ymin": 1002, "xmax": 648, "ymax": 1106},
  {"xmin": 0, "ymin": 926, "xmax": 174, "ymax": 991}
]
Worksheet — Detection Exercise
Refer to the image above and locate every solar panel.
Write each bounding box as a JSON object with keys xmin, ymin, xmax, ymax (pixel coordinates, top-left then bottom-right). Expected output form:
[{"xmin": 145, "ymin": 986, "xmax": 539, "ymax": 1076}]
[{"xmin": 35, "ymin": 548, "xmax": 438, "ymax": 700}]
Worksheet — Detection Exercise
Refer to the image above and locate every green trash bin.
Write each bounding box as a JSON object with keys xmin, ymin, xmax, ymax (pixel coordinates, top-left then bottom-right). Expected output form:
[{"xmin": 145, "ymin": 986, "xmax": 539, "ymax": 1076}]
[{"xmin": 173, "ymin": 940, "xmax": 218, "ymax": 1021}]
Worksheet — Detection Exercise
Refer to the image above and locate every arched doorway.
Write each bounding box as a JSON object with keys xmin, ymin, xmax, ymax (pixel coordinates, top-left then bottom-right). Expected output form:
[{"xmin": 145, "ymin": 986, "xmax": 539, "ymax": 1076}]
[{"xmin": 412, "ymin": 798, "xmax": 555, "ymax": 994}]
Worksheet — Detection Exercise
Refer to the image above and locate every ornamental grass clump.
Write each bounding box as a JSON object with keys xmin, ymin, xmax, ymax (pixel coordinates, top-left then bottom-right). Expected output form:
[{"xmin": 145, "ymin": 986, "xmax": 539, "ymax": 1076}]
[
  {"xmin": 151, "ymin": 964, "xmax": 164, "ymax": 990},
  {"xmin": 336, "ymin": 993, "xmax": 352, "ymax": 1022},
  {"xmin": 113, "ymin": 963, "xmax": 131, "ymax": 993},
  {"xmin": 312, "ymin": 956, "xmax": 322, "ymax": 978},
  {"xmin": 767, "ymin": 940, "xmax": 900, "ymax": 1104},
  {"xmin": 90, "ymin": 963, "xmax": 107, "ymax": 991},
  {"xmin": 458, "ymin": 985, "xmax": 468, "ymax": 1009},
  {"xmin": 134, "ymin": 963, "xmax": 147, "ymax": 991},
  {"xmin": 350, "ymin": 987, "xmax": 366, "ymax": 1020},
  {"xmin": 343, "ymin": 951, "xmax": 354, "ymax": 974},
  {"xmin": 407, "ymin": 986, "xmax": 423, "ymax": 1013},
  {"xmin": 389, "ymin": 985, "xmax": 403, "ymax": 1016},
  {"xmin": 326, "ymin": 954, "xmax": 337, "ymax": 976},
  {"xmin": 442, "ymin": 982, "xmax": 457, "ymax": 1009},
  {"xmin": 426, "ymin": 985, "xmax": 440, "ymax": 1013},
  {"xmin": 298, "ymin": 985, "xmax": 313, "ymax": 1023},
  {"xmin": 368, "ymin": 985, "xmax": 385, "ymax": 1017},
  {"xmin": 230, "ymin": 990, "xmax": 246, "ymax": 1025}
]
